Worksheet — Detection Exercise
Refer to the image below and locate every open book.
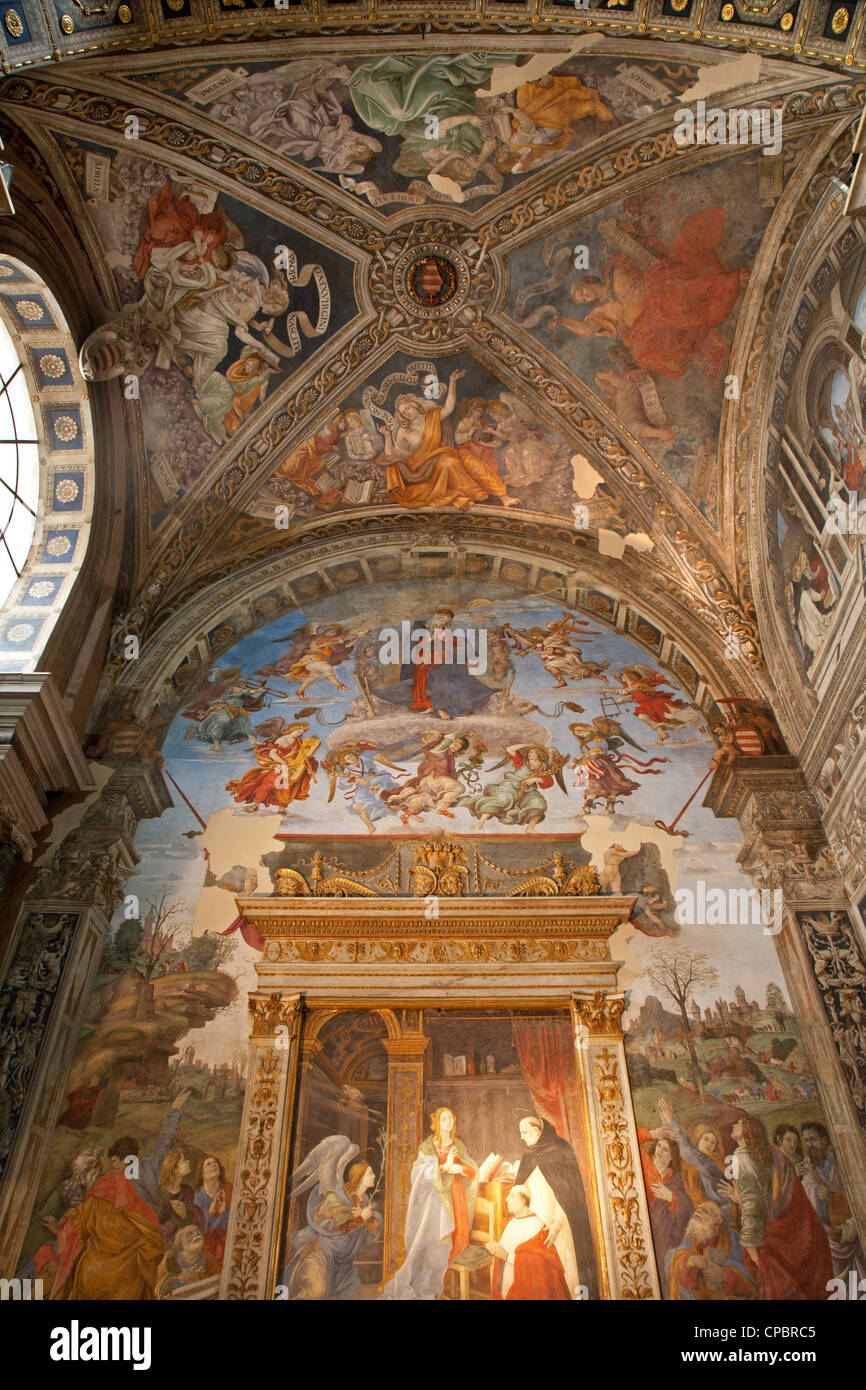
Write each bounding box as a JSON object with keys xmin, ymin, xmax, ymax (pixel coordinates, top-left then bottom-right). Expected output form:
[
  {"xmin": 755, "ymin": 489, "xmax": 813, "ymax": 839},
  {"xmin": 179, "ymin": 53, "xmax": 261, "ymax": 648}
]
[
  {"xmin": 343, "ymin": 477, "xmax": 374, "ymax": 506},
  {"xmin": 478, "ymin": 1153, "xmax": 516, "ymax": 1182}
]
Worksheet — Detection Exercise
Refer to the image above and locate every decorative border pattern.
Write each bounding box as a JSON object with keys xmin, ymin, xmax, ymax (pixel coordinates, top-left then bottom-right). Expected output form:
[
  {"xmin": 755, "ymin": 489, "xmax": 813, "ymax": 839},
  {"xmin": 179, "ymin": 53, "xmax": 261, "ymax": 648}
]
[
  {"xmin": 591, "ymin": 1044, "xmax": 658, "ymax": 1300},
  {"xmin": 0, "ymin": 256, "xmax": 94, "ymax": 674},
  {"xmin": 0, "ymin": 910, "xmax": 81, "ymax": 1180},
  {"xmin": 796, "ymin": 909, "xmax": 866, "ymax": 1127},
  {"xmin": 1, "ymin": 3, "xmax": 865, "ymax": 73}
]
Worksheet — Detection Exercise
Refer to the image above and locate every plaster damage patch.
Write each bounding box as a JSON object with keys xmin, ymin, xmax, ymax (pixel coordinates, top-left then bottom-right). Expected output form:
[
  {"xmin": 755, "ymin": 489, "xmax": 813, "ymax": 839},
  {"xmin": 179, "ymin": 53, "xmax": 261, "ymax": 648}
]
[
  {"xmin": 190, "ymin": 806, "xmax": 283, "ymax": 935},
  {"xmin": 476, "ymin": 37, "xmax": 604, "ymax": 98},
  {"xmin": 35, "ymin": 760, "xmax": 115, "ymax": 862},
  {"xmin": 680, "ymin": 54, "xmax": 763, "ymax": 103},
  {"xmin": 598, "ymin": 528, "xmax": 654, "ymax": 558},
  {"xmin": 580, "ymin": 814, "xmax": 685, "ymax": 1009},
  {"xmin": 571, "ymin": 453, "xmax": 604, "ymax": 499}
]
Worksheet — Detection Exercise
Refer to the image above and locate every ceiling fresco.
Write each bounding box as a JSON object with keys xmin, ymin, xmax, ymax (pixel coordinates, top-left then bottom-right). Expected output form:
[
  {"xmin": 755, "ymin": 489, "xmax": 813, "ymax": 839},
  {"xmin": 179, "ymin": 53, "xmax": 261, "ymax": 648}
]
[
  {"xmin": 115, "ymin": 52, "xmax": 703, "ymax": 211},
  {"xmin": 0, "ymin": 41, "xmax": 851, "ymax": 660},
  {"xmin": 58, "ymin": 138, "xmax": 357, "ymax": 529},
  {"xmin": 506, "ymin": 153, "xmax": 780, "ymax": 522},
  {"xmin": 2, "ymin": 15, "xmax": 866, "ymax": 1318},
  {"xmin": 0, "ymin": 38, "xmax": 850, "ymax": 678}
]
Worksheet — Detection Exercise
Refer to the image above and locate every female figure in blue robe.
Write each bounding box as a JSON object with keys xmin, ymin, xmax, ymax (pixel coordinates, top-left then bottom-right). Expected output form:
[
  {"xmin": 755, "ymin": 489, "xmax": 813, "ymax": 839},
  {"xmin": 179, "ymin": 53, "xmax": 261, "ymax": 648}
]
[{"xmin": 280, "ymin": 1136, "xmax": 380, "ymax": 1301}]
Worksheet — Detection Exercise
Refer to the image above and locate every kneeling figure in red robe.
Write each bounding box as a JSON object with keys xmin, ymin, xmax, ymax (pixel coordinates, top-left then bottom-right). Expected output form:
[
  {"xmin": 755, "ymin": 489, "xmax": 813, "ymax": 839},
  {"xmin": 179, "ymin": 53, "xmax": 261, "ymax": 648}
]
[{"xmin": 487, "ymin": 1185, "xmax": 572, "ymax": 1300}]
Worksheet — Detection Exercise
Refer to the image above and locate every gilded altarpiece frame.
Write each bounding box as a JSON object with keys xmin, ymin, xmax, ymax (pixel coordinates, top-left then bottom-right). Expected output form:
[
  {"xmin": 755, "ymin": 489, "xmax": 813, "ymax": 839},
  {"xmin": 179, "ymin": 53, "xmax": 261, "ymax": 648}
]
[{"xmin": 220, "ymin": 887, "xmax": 661, "ymax": 1302}]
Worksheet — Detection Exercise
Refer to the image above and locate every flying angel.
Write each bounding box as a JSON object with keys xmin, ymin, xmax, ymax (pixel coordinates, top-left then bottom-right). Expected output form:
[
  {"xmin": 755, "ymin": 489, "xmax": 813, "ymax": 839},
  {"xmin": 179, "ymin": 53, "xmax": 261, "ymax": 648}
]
[
  {"xmin": 256, "ymin": 621, "xmax": 363, "ymax": 698},
  {"xmin": 456, "ymin": 743, "xmax": 568, "ymax": 830},
  {"xmin": 323, "ymin": 742, "xmax": 408, "ymax": 834}
]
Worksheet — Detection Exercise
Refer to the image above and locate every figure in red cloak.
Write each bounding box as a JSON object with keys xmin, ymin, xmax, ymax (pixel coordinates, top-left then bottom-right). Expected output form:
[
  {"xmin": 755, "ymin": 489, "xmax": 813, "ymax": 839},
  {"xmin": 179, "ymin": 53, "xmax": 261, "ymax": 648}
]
[
  {"xmin": 133, "ymin": 182, "xmax": 228, "ymax": 281},
  {"xmin": 720, "ymin": 1115, "xmax": 832, "ymax": 1300},
  {"xmin": 552, "ymin": 206, "xmax": 747, "ymax": 380},
  {"xmin": 488, "ymin": 1186, "xmax": 572, "ymax": 1300}
]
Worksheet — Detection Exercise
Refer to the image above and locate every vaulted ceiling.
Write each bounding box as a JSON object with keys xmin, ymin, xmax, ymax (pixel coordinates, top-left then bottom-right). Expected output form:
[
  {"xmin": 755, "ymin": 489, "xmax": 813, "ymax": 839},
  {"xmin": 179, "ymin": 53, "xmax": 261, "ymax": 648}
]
[{"xmin": 0, "ymin": 16, "xmax": 860, "ymax": 726}]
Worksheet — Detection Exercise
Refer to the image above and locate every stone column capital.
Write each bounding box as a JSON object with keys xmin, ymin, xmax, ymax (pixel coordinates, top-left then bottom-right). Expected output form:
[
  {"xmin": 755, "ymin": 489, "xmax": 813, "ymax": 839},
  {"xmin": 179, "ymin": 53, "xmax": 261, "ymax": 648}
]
[{"xmin": 705, "ymin": 755, "xmax": 845, "ymax": 904}]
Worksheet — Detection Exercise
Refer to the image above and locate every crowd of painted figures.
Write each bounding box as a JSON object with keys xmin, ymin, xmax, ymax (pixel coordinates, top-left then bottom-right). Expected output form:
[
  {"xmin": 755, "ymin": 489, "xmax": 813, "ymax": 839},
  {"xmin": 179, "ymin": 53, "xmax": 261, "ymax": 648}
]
[
  {"xmin": 639, "ymin": 1097, "xmax": 861, "ymax": 1301},
  {"xmin": 17, "ymin": 1093, "xmax": 232, "ymax": 1300}
]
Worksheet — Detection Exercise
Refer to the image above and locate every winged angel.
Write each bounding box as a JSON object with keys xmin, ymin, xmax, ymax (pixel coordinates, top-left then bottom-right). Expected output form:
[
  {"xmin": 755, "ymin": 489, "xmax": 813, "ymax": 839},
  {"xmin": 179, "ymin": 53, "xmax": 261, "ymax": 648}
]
[{"xmin": 279, "ymin": 1135, "xmax": 380, "ymax": 1301}]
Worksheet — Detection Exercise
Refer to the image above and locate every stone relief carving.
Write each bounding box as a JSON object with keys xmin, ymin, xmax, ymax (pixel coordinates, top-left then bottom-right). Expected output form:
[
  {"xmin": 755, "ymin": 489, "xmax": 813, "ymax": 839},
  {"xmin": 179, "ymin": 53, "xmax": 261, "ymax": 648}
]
[
  {"xmin": 797, "ymin": 911, "xmax": 866, "ymax": 1124},
  {"xmin": 0, "ymin": 911, "xmax": 81, "ymax": 1177}
]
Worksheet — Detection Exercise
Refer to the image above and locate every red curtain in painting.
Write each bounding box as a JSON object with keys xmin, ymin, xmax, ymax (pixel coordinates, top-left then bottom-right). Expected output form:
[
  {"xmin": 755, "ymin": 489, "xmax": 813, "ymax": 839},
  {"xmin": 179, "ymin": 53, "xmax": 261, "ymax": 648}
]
[{"xmin": 511, "ymin": 1017, "xmax": 583, "ymax": 1154}]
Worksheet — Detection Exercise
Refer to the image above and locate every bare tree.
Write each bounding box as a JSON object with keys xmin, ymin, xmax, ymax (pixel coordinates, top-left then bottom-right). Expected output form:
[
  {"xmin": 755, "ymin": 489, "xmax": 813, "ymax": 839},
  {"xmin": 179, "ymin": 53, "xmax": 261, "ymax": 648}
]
[
  {"xmin": 645, "ymin": 948, "xmax": 719, "ymax": 1094},
  {"xmin": 139, "ymin": 892, "xmax": 186, "ymax": 984}
]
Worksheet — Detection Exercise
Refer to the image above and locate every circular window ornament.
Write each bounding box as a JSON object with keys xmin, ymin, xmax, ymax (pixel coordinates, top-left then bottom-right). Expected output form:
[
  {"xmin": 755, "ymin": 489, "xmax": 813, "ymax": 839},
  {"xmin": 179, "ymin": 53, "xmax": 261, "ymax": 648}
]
[
  {"xmin": 55, "ymin": 478, "xmax": 80, "ymax": 504},
  {"xmin": 53, "ymin": 415, "xmax": 79, "ymax": 443},
  {"xmin": 39, "ymin": 353, "xmax": 66, "ymax": 379},
  {"xmin": 393, "ymin": 245, "xmax": 470, "ymax": 321}
]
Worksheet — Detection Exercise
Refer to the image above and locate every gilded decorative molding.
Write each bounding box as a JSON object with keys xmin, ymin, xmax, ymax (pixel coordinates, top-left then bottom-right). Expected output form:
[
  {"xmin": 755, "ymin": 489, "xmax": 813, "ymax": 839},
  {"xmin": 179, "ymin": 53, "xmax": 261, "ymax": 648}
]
[
  {"xmin": 262, "ymin": 936, "xmax": 610, "ymax": 964},
  {"xmin": 270, "ymin": 836, "xmax": 601, "ymax": 901},
  {"xmin": 248, "ymin": 991, "xmax": 302, "ymax": 1038},
  {"xmin": 225, "ymin": 1048, "xmax": 286, "ymax": 1300},
  {"xmin": 592, "ymin": 1045, "xmax": 656, "ymax": 1300},
  {"xmin": 245, "ymin": 908, "xmax": 626, "ymax": 941},
  {"xmin": 573, "ymin": 990, "xmax": 626, "ymax": 1036},
  {"xmin": 407, "ymin": 832, "xmax": 470, "ymax": 898},
  {"xmin": 506, "ymin": 862, "xmax": 601, "ymax": 898}
]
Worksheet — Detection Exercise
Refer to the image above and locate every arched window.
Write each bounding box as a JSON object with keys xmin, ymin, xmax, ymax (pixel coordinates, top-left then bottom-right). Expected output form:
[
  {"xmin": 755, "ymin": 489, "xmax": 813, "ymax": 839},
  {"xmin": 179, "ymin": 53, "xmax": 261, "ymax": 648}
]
[
  {"xmin": 0, "ymin": 257, "xmax": 94, "ymax": 671},
  {"xmin": 0, "ymin": 309, "xmax": 38, "ymax": 607}
]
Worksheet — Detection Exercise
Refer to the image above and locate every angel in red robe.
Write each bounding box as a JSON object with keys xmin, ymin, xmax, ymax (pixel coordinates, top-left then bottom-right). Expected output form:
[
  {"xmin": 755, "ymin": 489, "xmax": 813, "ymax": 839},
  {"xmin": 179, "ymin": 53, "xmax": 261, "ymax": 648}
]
[
  {"xmin": 550, "ymin": 206, "xmax": 747, "ymax": 380},
  {"xmin": 225, "ymin": 725, "xmax": 320, "ymax": 812},
  {"xmin": 132, "ymin": 182, "xmax": 228, "ymax": 281},
  {"xmin": 487, "ymin": 1185, "xmax": 572, "ymax": 1300}
]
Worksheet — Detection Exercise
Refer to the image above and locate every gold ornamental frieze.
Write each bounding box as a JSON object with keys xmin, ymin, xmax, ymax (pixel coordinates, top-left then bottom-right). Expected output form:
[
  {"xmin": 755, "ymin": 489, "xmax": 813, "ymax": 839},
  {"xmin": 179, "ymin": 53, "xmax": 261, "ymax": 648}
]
[{"xmin": 236, "ymin": 897, "xmax": 632, "ymax": 945}]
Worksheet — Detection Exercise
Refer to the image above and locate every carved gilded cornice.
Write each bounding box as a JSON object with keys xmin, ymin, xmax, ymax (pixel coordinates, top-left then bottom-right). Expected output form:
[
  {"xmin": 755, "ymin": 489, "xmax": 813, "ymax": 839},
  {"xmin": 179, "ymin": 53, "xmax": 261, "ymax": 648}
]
[{"xmin": 239, "ymin": 894, "xmax": 632, "ymax": 943}]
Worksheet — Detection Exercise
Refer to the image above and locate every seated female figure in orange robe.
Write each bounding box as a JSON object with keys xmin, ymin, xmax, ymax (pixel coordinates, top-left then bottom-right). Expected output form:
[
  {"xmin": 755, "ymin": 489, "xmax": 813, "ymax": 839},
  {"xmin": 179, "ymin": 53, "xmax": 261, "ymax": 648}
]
[
  {"xmin": 509, "ymin": 74, "xmax": 614, "ymax": 170},
  {"xmin": 376, "ymin": 370, "xmax": 519, "ymax": 510}
]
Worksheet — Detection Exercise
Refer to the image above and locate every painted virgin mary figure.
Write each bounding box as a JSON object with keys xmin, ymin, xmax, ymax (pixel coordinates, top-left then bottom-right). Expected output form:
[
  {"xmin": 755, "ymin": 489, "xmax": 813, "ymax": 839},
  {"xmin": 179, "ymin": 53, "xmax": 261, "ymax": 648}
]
[
  {"xmin": 381, "ymin": 1107, "xmax": 478, "ymax": 1300},
  {"xmin": 280, "ymin": 1135, "xmax": 380, "ymax": 1300}
]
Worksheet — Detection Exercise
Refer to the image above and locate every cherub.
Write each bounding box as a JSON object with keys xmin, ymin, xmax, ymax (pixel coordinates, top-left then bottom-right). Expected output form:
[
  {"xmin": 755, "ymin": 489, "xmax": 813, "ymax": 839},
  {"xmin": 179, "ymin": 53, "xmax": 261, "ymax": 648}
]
[{"xmin": 256, "ymin": 621, "xmax": 362, "ymax": 697}]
